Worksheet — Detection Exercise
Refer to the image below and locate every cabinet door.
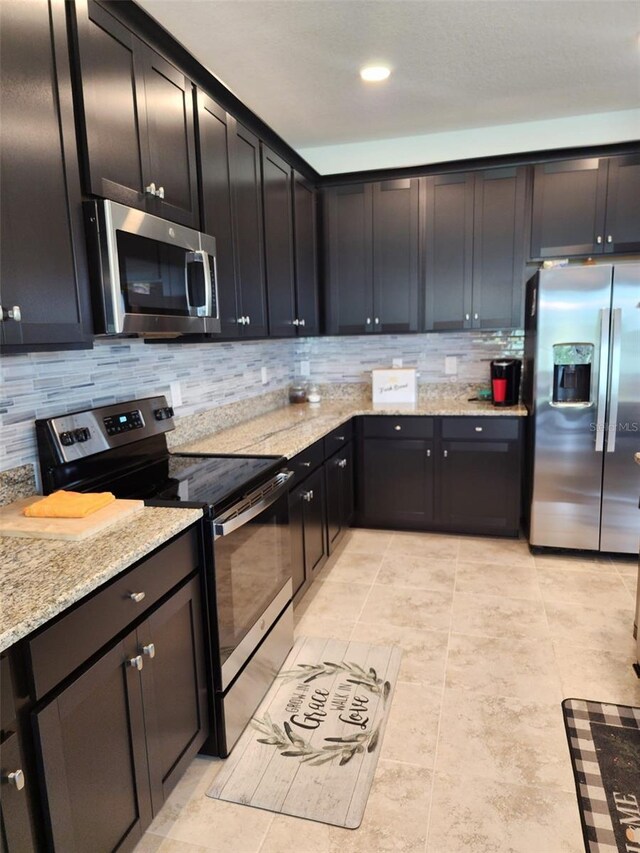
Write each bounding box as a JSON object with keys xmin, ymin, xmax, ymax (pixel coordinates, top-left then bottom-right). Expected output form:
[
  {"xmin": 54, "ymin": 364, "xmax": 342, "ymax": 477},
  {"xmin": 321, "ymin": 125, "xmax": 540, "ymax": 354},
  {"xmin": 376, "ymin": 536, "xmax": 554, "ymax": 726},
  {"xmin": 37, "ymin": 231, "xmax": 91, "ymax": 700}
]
[
  {"xmin": 604, "ymin": 154, "xmax": 640, "ymax": 254},
  {"xmin": 373, "ymin": 179, "xmax": 420, "ymax": 333},
  {"xmin": 262, "ymin": 145, "xmax": 296, "ymax": 337},
  {"xmin": 472, "ymin": 167, "xmax": 528, "ymax": 330},
  {"xmin": 142, "ymin": 46, "xmax": 199, "ymax": 228},
  {"xmin": 341, "ymin": 441, "xmax": 355, "ymax": 529},
  {"xmin": 138, "ymin": 577, "xmax": 208, "ymax": 815},
  {"xmin": 34, "ymin": 635, "xmax": 151, "ymax": 852},
  {"xmin": 0, "ymin": 731, "xmax": 35, "ymax": 853},
  {"xmin": 301, "ymin": 467, "xmax": 328, "ymax": 578},
  {"xmin": 360, "ymin": 439, "xmax": 434, "ymax": 529},
  {"xmin": 325, "ymin": 184, "xmax": 374, "ymax": 335},
  {"xmin": 439, "ymin": 440, "xmax": 521, "ymax": 534},
  {"xmin": 424, "ymin": 173, "xmax": 474, "ymax": 331},
  {"xmin": 0, "ymin": 0, "xmax": 91, "ymax": 349},
  {"xmin": 325, "ymin": 443, "xmax": 354, "ymax": 553},
  {"xmin": 73, "ymin": 0, "xmax": 150, "ymax": 209},
  {"xmin": 293, "ymin": 172, "xmax": 320, "ymax": 336},
  {"xmin": 198, "ymin": 92, "xmax": 238, "ymax": 336},
  {"xmin": 229, "ymin": 119, "xmax": 268, "ymax": 336},
  {"xmin": 530, "ymin": 158, "xmax": 608, "ymax": 258}
]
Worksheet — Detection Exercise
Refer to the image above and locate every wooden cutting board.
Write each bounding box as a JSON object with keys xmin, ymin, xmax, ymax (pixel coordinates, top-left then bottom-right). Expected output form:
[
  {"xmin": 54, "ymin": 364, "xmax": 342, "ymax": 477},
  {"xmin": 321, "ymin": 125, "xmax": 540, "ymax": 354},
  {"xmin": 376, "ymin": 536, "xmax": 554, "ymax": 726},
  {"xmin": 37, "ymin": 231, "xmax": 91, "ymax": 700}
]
[{"xmin": 0, "ymin": 496, "xmax": 145, "ymax": 541}]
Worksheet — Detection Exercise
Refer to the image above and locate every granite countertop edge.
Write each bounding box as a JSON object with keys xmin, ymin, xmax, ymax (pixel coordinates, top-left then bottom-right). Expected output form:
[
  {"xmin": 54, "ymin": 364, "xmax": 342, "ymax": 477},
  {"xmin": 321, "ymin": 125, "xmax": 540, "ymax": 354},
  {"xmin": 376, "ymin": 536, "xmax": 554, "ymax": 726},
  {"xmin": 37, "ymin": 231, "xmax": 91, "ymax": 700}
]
[
  {"xmin": 176, "ymin": 399, "xmax": 528, "ymax": 458},
  {"xmin": 0, "ymin": 506, "xmax": 203, "ymax": 653}
]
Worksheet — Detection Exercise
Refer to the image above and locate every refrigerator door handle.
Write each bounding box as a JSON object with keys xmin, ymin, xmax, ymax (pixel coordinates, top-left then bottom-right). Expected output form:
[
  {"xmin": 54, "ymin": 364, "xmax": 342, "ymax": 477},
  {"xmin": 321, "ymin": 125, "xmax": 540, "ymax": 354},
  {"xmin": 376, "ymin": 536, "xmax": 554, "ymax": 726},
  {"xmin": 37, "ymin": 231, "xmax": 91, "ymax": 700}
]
[
  {"xmin": 605, "ymin": 308, "xmax": 622, "ymax": 453},
  {"xmin": 594, "ymin": 307, "xmax": 610, "ymax": 453}
]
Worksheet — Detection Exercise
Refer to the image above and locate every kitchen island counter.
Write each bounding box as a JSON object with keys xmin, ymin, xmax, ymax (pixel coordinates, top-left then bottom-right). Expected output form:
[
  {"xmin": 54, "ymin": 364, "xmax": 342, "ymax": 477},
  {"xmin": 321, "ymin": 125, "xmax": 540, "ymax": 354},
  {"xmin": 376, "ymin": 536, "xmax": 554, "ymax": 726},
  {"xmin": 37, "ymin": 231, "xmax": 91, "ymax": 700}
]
[
  {"xmin": 176, "ymin": 398, "xmax": 527, "ymax": 459},
  {"xmin": 0, "ymin": 506, "xmax": 203, "ymax": 652}
]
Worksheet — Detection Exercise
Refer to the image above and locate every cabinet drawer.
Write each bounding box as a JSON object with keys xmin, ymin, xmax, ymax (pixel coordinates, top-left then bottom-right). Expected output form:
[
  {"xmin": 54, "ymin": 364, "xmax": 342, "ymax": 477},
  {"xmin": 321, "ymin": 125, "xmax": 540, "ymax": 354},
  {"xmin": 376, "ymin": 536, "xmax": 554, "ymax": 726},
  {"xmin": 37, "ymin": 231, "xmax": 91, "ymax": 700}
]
[
  {"xmin": 323, "ymin": 421, "xmax": 353, "ymax": 458},
  {"xmin": 27, "ymin": 526, "xmax": 200, "ymax": 701},
  {"xmin": 362, "ymin": 416, "xmax": 434, "ymax": 439},
  {"xmin": 289, "ymin": 439, "xmax": 324, "ymax": 488},
  {"xmin": 441, "ymin": 417, "xmax": 520, "ymax": 441}
]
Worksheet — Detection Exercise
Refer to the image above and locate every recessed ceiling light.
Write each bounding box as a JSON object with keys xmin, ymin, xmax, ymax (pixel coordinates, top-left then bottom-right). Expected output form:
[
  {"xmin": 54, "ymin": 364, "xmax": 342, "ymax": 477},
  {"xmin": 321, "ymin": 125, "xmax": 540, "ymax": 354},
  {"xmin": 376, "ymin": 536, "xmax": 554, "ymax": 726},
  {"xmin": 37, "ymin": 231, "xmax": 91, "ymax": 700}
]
[{"xmin": 360, "ymin": 65, "xmax": 391, "ymax": 83}]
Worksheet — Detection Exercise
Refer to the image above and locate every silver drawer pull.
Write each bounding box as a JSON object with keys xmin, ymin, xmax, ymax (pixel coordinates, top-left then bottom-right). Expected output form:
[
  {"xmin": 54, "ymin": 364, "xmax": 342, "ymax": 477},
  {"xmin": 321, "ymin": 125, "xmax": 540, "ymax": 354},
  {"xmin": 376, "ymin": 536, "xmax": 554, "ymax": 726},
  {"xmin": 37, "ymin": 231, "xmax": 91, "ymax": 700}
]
[
  {"xmin": 300, "ymin": 461, "xmax": 311, "ymax": 467},
  {"xmin": 475, "ymin": 426, "xmax": 483, "ymax": 432},
  {"xmin": 394, "ymin": 425, "xmax": 402, "ymax": 431},
  {"xmin": 5, "ymin": 769, "xmax": 25, "ymax": 790},
  {"xmin": 292, "ymin": 318, "xmax": 299, "ymax": 326},
  {"xmin": 607, "ymin": 235, "xmax": 612, "ymax": 243},
  {"xmin": 129, "ymin": 591, "xmax": 146, "ymax": 603},
  {"xmin": 337, "ymin": 458, "xmax": 347, "ymax": 468},
  {"xmin": 443, "ymin": 450, "xmax": 448, "ymax": 458},
  {"xmin": 299, "ymin": 318, "xmax": 306, "ymax": 327},
  {"xmin": 128, "ymin": 655, "xmax": 143, "ymax": 671},
  {"xmin": 0, "ymin": 305, "xmax": 21, "ymax": 322},
  {"xmin": 596, "ymin": 235, "xmax": 603, "ymax": 244},
  {"xmin": 145, "ymin": 182, "xmax": 156, "ymax": 196},
  {"xmin": 426, "ymin": 449, "xmax": 431, "ymax": 457},
  {"xmin": 302, "ymin": 490, "xmax": 314, "ymax": 502},
  {"xmin": 335, "ymin": 435, "xmax": 345, "ymax": 441},
  {"xmin": 156, "ymin": 186, "xmax": 165, "ymax": 199},
  {"xmin": 142, "ymin": 643, "xmax": 155, "ymax": 659}
]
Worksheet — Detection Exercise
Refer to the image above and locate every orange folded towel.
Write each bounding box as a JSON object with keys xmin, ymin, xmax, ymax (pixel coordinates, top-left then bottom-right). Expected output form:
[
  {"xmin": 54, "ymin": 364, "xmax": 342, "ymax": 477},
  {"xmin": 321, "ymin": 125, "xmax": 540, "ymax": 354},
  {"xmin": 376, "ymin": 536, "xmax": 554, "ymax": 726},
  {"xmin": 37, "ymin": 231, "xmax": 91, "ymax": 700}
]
[{"xmin": 23, "ymin": 490, "xmax": 116, "ymax": 519}]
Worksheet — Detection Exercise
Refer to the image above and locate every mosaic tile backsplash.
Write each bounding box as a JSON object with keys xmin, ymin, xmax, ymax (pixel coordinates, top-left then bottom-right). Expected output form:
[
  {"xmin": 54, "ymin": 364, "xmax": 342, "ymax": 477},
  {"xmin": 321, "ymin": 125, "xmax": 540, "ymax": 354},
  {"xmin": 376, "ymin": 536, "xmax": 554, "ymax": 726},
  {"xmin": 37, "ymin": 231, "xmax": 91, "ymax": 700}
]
[{"xmin": 1, "ymin": 330, "xmax": 523, "ymax": 474}]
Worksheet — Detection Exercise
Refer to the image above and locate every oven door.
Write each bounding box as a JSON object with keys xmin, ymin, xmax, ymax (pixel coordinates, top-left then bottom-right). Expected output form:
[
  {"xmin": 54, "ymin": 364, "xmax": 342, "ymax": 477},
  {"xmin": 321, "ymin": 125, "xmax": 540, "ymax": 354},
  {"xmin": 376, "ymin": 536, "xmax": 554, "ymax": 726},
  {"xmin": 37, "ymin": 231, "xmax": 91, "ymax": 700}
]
[
  {"xmin": 211, "ymin": 470, "xmax": 293, "ymax": 691},
  {"xmin": 89, "ymin": 199, "xmax": 220, "ymax": 335}
]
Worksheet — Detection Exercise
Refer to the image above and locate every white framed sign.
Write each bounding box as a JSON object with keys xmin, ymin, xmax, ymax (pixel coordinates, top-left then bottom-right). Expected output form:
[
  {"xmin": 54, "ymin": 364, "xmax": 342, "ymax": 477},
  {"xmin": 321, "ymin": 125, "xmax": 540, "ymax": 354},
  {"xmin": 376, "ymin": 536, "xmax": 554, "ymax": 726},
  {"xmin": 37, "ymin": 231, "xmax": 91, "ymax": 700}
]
[{"xmin": 372, "ymin": 368, "xmax": 418, "ymax": 406}]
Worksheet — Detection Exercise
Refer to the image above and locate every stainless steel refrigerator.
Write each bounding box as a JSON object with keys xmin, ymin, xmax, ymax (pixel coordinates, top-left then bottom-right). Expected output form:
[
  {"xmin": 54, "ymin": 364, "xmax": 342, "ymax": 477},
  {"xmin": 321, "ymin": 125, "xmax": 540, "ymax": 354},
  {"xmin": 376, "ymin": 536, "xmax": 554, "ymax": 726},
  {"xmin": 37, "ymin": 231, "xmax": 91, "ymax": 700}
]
[{"xmin": 525, "ymin": 263, "xmax": 639, "ymax": 554}]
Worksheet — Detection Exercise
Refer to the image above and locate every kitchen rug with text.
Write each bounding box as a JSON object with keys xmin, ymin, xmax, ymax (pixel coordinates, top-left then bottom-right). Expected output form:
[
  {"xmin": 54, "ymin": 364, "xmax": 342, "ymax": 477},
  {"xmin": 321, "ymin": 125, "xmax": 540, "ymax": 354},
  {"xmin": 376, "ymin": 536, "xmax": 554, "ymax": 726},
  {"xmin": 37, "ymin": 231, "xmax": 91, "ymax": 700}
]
[
  {"xmin": 562, "ymin": 698, "xmax": 640, "ymax": 853},
  {"xmin": 207, "ymin": 636, "xmax": 402, "ymax": 828}
]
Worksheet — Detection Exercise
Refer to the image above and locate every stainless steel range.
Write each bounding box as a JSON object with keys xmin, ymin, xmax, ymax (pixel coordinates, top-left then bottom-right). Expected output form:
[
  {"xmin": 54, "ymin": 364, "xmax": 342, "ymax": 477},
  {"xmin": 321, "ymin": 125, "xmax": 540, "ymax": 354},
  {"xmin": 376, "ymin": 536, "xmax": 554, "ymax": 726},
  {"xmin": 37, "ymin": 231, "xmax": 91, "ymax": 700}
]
[{"xmin": 35, "ymin": 396, "xmax": 294, "ymax": 756}]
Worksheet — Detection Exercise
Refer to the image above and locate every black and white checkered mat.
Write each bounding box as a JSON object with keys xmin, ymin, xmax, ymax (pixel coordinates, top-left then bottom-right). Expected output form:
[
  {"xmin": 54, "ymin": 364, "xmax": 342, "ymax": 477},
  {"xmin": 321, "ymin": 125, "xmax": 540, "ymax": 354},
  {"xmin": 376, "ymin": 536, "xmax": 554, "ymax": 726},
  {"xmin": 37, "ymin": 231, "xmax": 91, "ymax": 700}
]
[{"xmin": 562, "ymin": 699, "xmax": 640, "ymax": 853}]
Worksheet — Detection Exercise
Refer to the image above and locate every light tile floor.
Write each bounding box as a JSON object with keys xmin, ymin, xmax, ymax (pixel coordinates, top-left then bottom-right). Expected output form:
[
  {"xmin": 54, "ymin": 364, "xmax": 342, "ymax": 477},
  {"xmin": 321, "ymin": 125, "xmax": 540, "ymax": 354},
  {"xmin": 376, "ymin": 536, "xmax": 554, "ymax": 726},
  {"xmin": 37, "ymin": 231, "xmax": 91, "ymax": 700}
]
[{"xmin": 135, "ymin": 530, "xmax": 639, "ymax": 853}]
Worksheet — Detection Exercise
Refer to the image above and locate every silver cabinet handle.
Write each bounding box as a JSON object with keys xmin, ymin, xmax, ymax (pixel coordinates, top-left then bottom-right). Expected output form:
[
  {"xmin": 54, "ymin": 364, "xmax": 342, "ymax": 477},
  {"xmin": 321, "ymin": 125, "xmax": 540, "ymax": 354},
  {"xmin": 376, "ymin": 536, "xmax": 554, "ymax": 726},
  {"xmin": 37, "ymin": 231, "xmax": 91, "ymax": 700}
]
[
  {"xmin": 607, "ymin": 235, "xmax": 612, "ymax": 243},
  {"xmin": 156, "ymin": 186, "xmax": 165, "ymax": 199},
  {"xmin": 129, "ymin": 591, "xmax": 146, "ymax": 603},
  {"xmin": 473, "ymin": 313, "xmax": 479, "ymax": 320},
  {"xmin": 302, "ymin": 490, "xmax": 314, "ymax": 502},
  {"xmin": 335, "ymin": 435, "xmax": 345, "ymax": 441},
  {"xmin": 595, "ymin": 307, "xmax": 611, "ymax": 452},
  {"xmin": 426, "ymin": 449, "xmax": 431, "ymax": 457},
  {"xmin": 238, "ymin": 316, "xmax": 246, "ymax": 325},
  {"xmin": 145, "ymin": 182, "xmax": 156, "ymax": 196},
  {"xmin": 375, "ymin": 317, "xmax": 380, "ymax": 325},
  {"xmin": 5, "ymin": 769, "xmax": 25, "ymax": 791},
  {"xmin": 475, "ymin": 426, "xmax": 483, "ymax": 432},
  {"xmin": 300, "ymin": 461, "xmax": 311, "ymax": 467},
  {"xmin": 366, "ymin": 317, "xmax": 371, "ymax": 325},
  {"xmin": 292, "ymin": 318, "xmax": 299, "ymax": 326},
  {"xmin": 337, "ymin": 458, "xmax": 347, "ymax": 468},
  {"xmin": 142, "ymin": 643, "xmax": 156, "ymax": 659},
  {"xmin": 0, "ymin": 305, "xmax": 21, "ymax": 322},
  {"xmin": 128, "ymin": 655, "xmax": 143, "ymax": 670},
  {"xmin": 443, "ymin": 449, "xmax": 448, "ymax": 458},
  {"xmin": 394, "ymin": 424, "xmax": 402, "ymax": 431},
  {"xmin": 606, "ymin": 308, "xmax": 622, "ymax": 453},
  {"xmin": 245, "ymin": 315, "xmax": 251, "ymax": 325},
  {"xmin": 299, "ymin": 318, "xmax": 305, "ymax": 327},
  {"xmin": 465, "ymin": 314, "xmax": 470, "ymax": 321},
  {"xmin": 596, "ymin": 235, "xmax": 602, "ymax": 244}
]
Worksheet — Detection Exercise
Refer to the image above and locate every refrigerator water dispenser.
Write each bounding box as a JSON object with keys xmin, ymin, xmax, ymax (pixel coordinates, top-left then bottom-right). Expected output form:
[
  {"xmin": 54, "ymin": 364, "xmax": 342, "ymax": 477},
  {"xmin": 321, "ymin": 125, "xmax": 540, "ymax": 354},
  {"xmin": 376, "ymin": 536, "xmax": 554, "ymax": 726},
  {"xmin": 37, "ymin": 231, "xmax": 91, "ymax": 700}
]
[{"xmin": 552, "ymin": 344, "xmax": 593, "ymax": 404}]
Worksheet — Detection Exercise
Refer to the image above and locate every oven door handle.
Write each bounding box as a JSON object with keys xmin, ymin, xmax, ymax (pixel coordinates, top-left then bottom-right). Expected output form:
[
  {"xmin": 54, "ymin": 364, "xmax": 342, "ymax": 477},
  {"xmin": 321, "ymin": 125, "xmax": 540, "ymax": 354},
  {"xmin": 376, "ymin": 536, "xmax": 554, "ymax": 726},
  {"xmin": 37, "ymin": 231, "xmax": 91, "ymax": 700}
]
[{"xmin": 212, "ymin": 470, "xmax": 293, "ymax": 538}]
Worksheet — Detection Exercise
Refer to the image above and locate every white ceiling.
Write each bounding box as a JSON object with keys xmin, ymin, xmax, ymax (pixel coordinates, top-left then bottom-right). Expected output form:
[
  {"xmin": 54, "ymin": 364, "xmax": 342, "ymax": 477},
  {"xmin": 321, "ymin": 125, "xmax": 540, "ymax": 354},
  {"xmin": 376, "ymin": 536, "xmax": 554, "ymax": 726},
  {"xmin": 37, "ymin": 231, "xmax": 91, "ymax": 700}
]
[{"xmin": 139, "ymin": 0, "xmax": 640, "ymax": 154}]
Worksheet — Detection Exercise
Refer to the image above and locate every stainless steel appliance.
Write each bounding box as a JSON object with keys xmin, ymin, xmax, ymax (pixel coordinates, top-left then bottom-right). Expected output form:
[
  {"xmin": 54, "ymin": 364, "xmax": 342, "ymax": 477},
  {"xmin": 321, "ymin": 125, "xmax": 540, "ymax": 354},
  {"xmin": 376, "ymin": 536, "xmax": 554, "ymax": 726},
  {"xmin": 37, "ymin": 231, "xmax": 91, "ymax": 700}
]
[
  {"xmin": 35, "ymin": 397, "xmax": 293, "ymax": 756},
  {"xmin": 84, "ymin": 200, "xmax": 220, "ymax": 336},
  {"xmin": 524, "ymin": 263, "xmax": 640, "ymax": 554}
]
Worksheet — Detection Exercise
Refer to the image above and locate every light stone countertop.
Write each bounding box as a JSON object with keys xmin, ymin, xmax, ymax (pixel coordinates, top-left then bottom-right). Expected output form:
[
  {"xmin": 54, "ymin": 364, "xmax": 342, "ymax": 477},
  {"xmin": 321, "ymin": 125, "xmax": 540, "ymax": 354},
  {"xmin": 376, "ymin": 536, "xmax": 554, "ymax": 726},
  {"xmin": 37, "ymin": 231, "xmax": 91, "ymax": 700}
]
[
  {"xmin": 0, "ymin": 506, "xmax": 203, "ymax": 653},
  {"xmin": 176, "ymin": 398, "xmax": 528, "ymax": 458}
]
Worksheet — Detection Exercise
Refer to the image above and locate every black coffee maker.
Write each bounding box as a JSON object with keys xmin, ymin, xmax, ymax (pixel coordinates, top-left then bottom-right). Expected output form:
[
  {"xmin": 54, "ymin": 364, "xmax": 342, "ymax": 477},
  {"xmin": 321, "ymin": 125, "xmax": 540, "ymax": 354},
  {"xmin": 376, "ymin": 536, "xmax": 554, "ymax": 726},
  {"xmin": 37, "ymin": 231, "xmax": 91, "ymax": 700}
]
[{"xmin": 490, "ymin": 359, "xmax": 521, "ymax": 407}]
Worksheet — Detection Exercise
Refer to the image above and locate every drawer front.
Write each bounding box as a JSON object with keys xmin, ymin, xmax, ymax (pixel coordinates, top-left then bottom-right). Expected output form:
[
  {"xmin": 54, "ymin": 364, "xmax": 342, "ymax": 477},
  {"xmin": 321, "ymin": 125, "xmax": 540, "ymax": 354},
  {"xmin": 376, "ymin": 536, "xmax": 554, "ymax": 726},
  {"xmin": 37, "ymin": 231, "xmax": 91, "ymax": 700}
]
[
  {"xmin": 27, "ymin": 526, "xmax": 201, "ymax": 701},
  {"xmin": 362, "ymin": 416, "xmax": 434, "ymax": 440},
  {"xmin": 289, "ymin": 439, "xmax": 324, "ymax": 488},
  {"xmin": 441, "ymin": 417, "xmax": 520, "ymax": 441},
  {"xmin": 323, "ymin": 421, "xmax": 353, "ymax": 458}
]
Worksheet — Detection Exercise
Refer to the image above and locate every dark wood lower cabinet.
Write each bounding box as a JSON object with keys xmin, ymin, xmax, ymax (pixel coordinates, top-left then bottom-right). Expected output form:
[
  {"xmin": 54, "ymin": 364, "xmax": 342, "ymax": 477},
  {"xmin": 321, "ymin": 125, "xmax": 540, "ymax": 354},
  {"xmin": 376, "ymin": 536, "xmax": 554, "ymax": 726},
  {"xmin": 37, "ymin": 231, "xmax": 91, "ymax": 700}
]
[
  {"xmin": 359, "ymin": 438, "xmax": 434, "ymax": 529},
  {"xmin": 325, "ymin": 443, "xmax": 354, "ymax": 553},
  {"xmin": 290, "ymin": 466, "xmax": 329, "ymax": 601},
  {"xmin": 33, "ymin": 574, "xmax": 208, "ymax": 852},
  {"xmin": 0, "ymin": 730, "xmax": 35, "ymax": 853}
]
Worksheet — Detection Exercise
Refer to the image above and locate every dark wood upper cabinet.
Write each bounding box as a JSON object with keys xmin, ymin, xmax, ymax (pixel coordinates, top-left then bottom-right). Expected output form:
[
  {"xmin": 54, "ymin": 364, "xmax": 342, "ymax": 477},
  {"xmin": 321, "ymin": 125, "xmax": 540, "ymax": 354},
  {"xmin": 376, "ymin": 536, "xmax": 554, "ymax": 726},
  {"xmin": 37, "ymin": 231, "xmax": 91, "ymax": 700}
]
[
  {"xmin": 472, "ymin": 167, "xmax": 528, "ymax": 330},
  {"xmin": 229, "ymin": 118, "xmax": 268, "ymax": 336},
  {"xmin": 325, "ymin": 180, "xmax": 420, "ymax": 335},
  {"xmin": 424, "ymin": 172, "xmax": 474, "ymax": 331},
  {"xmin": 0, "ymin": 0, "xmax": 91, "ymax": 350},
  {"xmin": 325, "ymin": 184, "xmax": 374, "ymax": 335},
  {"xmin": 197, "ymin": 92, "xmax": 238, "ymax": 336},
  {"xmin": 603, "ymin": 154, "xmax": 640, "ymax": 254},
  {"xmin": 530, "ymin": 158, "xmax": 607, "ymax": 258},
  {"xmin": 261, "ymin": 145, "xmax": 296, "ymax": 337},
  {"xmin": 293, "ymin": 172, "xmax": 320, "ymax": 336},
  {"xmin": 72, "ymin": 0, "xmax": 199, "ymax": 228},
  {"xmin": 373, "ymin": 179, "xmax": 420, "ymax": 333}
]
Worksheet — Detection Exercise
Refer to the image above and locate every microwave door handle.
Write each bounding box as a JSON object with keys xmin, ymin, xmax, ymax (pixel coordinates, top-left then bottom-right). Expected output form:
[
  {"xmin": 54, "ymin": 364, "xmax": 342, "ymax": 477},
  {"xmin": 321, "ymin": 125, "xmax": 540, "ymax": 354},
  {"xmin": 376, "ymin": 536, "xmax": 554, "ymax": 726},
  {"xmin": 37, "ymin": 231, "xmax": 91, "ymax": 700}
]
[
  {"xmin": 594, "ymin": 307, "xmax": 610, "ymax": 453},
  {"xmin": 209, "ymin": 253, "xmax": 219, "ymax": 320},
  {"xmin": 605, "ymin": 308, "xmax": 622, "ymax": 453},
  {"xmin": 185, "ymin": 250, "xmax": 211, "ymax": 316},
  {"xmin": 212, "ymin": 471, "xmax": 293, "ymax": 538}
]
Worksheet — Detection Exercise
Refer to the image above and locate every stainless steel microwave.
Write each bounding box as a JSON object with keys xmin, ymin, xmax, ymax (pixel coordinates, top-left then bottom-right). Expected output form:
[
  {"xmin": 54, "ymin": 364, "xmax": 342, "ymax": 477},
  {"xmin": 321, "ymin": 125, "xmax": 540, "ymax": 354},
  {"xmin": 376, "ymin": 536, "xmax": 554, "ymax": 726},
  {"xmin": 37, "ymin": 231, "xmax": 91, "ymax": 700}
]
[{"xmin": 84, "ymin": 199, "xmax": 220, "ymax": 336}]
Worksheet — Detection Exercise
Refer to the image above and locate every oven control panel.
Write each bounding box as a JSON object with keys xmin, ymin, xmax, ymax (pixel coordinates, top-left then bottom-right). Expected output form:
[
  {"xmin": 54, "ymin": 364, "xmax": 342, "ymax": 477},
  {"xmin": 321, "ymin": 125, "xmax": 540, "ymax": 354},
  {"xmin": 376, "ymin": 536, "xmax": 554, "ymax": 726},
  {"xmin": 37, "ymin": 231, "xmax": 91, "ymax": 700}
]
[{"xmin": 39, "ymin": 396, "xmax": 176, "ymax": 464}]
